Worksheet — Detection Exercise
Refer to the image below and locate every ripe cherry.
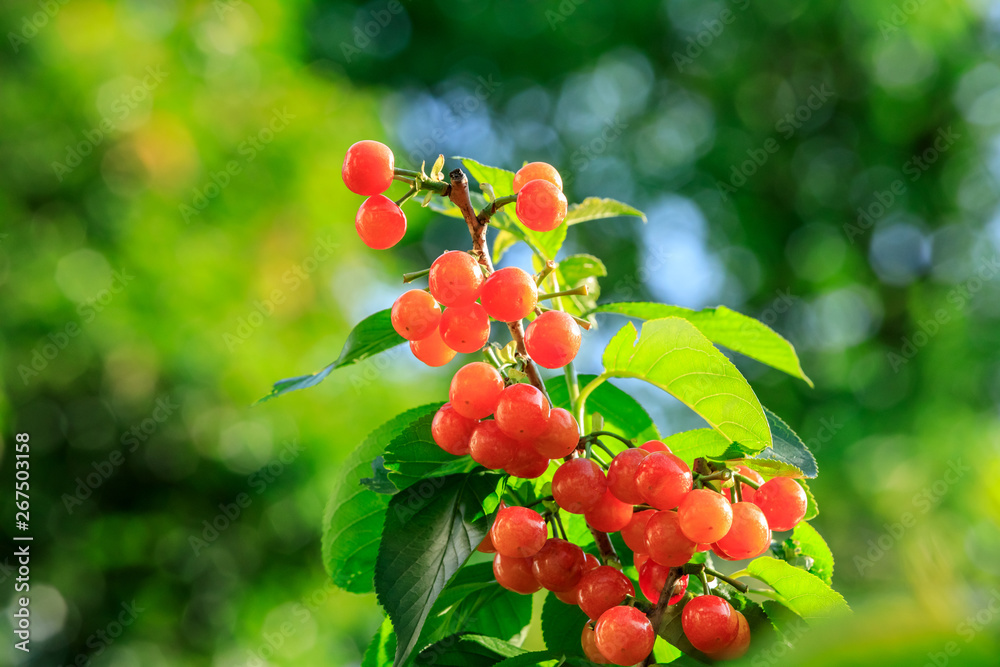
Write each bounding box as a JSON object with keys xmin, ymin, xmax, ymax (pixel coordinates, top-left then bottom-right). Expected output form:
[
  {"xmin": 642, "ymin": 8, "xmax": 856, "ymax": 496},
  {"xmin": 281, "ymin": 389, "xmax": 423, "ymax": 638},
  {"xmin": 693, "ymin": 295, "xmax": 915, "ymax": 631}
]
[
  {"xmin": 468, "ymin": 421, "xmax": 517, "ymax": 470},
  {"xmin": 516, "ymin": 179, "xmax": 568, "ymax": 232},
  {"xmin": 681, "ymin": 595, "xmax": 739, "ymax": 654},
  {"xmin": 725, "ymin": 465, "xmax": 764, "ymax": 504},
  {"xmin": 495, "ymin": 383, "xmax": 550, "ymax": 441},
  {"xmin": 577, "ymin": 566, "xmax": 635, "ymax": 621},
  {"xmin": 620, "ymin": 509, "xmax": 655, "ymax": 553},
  {"xmin": 594, "ymin": 606, "xmax": 655, "ymax": 666},
  {"xmin": 640, "ymin": 440, "xmax": 670, "ymax": 454},
  {"xmin": 439, "ymin": 303, "xmax": 490, "ymax": 353},
  {"xmin": 677, "ymin": 489, "xmax": 734, "ymax": 544},
  {"xmin": 584, "ymin": 489, "xmax": 633, "ymax": 533},
  {"xmin": 638, "ymin": 562, "xmax": 689, "ymax": 605},
  {"xmin": 635, "ymin": 452, "xmax": 692, "ymax": 510},
  {"xmin": 607, "ymin": 448, "xmax": 650, "ymax": 505},
  {"xmin": 355, "ymin": 195, "xmax": 406, "ymax": 249},
  {"xmin": 552, "ymin": 458, "xmax": 607, "ymax": 514},
  {"xmin": 493, "ymin": 553, "xmax": 540, "ymax": 594},
  {"xmin": 532, "ymin": 538, "xmax": 586, "ymax": 592},
  {"xmin": 524, "ymin": 311, "xmax": 581, "ymax": 368},
  {"xmin": 490, "ymin": 506, "xmax": 547, "ymax": 558},
  {"xmin": 532, "ymin": 408, "xmax": 580, "ymax": 459},
  {"xmin": 480, "ymin": 267, "xmax": 538, "ymax": 322},
  {"xmin": 431, "ymin": 403, "xmax": 477, "ymax": 455},
  {"xmin": 341, "ymin": 140, "xmax": 394, "ymax": 195},
  {"xmin": 644, "ymin": 510, "xmax": 697, "ymax": 566},
  {"xmin": 753, "ymin": 477, "xmax": 808, "ymax": 531},
  {"xmin": 513, "ymin": 162, "xmax": 563, "ymax": 193},
  {"xmin": 556, "ymin": 553, "xmax": 601, "ymax": 605},
  {"xmin": 709, "ymin": 610, "xmax": 751, "ymax": 660},
  {"xmin": 429, "ymin": 251, "xmax": 484, "ymax": 307},
  {"xmin": 391, "ymin": 290, "xmax": 441, "ymax": 341},
  {"xmin": 410, "ymin": 328, "xmax": 456, "ymax": 367},
  {"xmin": 449, "ymin": 362, "xmax": 503, "ymax": 419},
  {"xmin": 477, "ymin": 529, "xmax": 496, "ymax": 554},
  {"xmin": 505, "ymin": 440, "xmax": 550, "ymax": 479},
  {"xmin": 714, "ymin": 502, "xmax": 771, "ymax": 560},
  {"xmin": 581, "ymin": 623, "xmax": 611, "ymax": 664}
]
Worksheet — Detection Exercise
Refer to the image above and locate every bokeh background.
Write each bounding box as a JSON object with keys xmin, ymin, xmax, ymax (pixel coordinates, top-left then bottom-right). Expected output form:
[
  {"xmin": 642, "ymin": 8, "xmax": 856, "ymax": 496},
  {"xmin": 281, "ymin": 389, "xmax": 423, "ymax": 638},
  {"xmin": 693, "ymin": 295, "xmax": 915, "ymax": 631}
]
[{"xmin": 2, "ymin": 0, "xmax": 1000, "ymax": 665}]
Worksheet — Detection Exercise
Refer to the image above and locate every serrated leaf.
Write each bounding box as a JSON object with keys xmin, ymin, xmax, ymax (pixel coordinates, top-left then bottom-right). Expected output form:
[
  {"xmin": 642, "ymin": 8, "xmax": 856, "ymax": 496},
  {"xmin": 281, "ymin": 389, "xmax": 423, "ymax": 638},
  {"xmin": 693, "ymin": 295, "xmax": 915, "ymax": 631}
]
[
  {"xmin": 755, "ymin": 408, "xmax": 818, "ymax": 478},
  {"xmin": 416, "ymin": 634, "xmax": 526, "ymax": 666},
  {"xmin": 322, "ymin": 404, "xmax": 440, "ymax": 594},
  {"xmin": 362, "ymin": 617, "xmax": 395, "ymax": 667},
  {"xmin": 791, "ymin": 522, "xmax": 833, "ymax": 584},
  {"xmin": 601, "ymin": 319, "xmax": 771, "ymax": 451},
  {"xmin": 564, "ymin": 196, "xmax": 647, "ymax": 225},
  {"xmin": 661, "ymin": 428, "xmax": 754, "ymax": 465},
  {"xmin": 360, "ymin": 456, "xmax": 400, "ymax": 494},
  {"xmin": 798, "ymin": 478, "xmax": 819, "ymax": 521},
  {"xmin": 735, "ymin": 458, "xmax": 804, "ymax": 479},
  {"xmin": 590, "ymin": 302, "xmax": 812, "ymax": 387},
  {"xmin": 376, "ymin": 472, "xmax": 502, "ymax": 666},
  {"xmin": 260, "ymin": 309, "xmax": 405, "ymax": 402},
  {"xmin": 424, "ymin": 563, "xmax": 532, "ymax": 646},
  {"xmin": 760, "ymin": 599, "xmax": 809, "ymax": 642},
  {"xmin": 541, "ymin": 592, "xmax": 590, "ymax": 657},
  {"xmin": 380, "ymin": 405, "xmax": 481, "ymax": 490},
  {"xmin": 546, "ymin": 374, "xmax": 660, "ymax": 442},
  {"xmin": 746, "ymin": 557, "xmax": 851, "ymax": 623}
]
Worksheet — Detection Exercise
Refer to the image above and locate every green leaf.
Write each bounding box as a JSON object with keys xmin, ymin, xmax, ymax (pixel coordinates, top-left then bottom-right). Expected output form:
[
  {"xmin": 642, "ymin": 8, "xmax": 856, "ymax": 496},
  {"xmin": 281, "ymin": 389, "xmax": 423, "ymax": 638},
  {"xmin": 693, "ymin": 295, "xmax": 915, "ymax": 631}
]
[
  {"xmin": 798, "ymin": 479, "xmax": 819, "ymax": 520},
  {"xmin": 322, "ymin": 404, "xmax": 440, "ymax": 594},
  {"xmin": 491, "ymin": 229, "xmax": 520, "ymax": 264},
  {"xmin": 494, "ymin": 652, "xmax": 562, "ymax": 667},
  {"xmin": 416, "ymin": 634, "xmax": 526, "ymax": 666},
  {"xmin": 379, "ymin": 404, "xmax": 481, "ymax": 491},
  {"xmin": 600, "ymin": 319, "xmax": 771, "ymax": 451},
  {"xmin": 754, "ymin": 408, "xmax": 818, "ymax": 478},
  {"xmin": 661, "ymin": 428, "xmax": 755, "ymax": 465},
  {"xmin": 546, "ymin": 373, "xmax": 660, "ymax": 442},
  {"xmin": 734, "ymin": 458, "xmax": 804, "ymax": 479},
  {"xmin": 362, "ymin": 617, "xmax": 395, "ymax": 667},
  {"xmin": 760, "ymin": 599, "xmax": 809, "ymax": 642},
  {"xmin": 564, "ymin": 196, "xmax": 647, "ymax": 225},
  {"xmin": 424, "ymin": 563, "xmax": 532, "ymax": 645},
  {"xmin": 541, "ymin": 592, "xmax": 590, "ymax": 657},
  {"xmin": 376, "ymin": 471, "xmax": 502, "ymax": 667},
  {"xmin": 360, "ymin": 456, "xmax": 400, "ymax": 495},
  {"xmin": 589, "ymin": 302, "xmax": 812, "ymax": 387},
  {"xmin": 792, "ymin": 522, "xmax": 834, "ymax": 584},
  {"xmin": 746, "ymin": 557, "xmax": 851, "ymax": 623},
  {"xmin": 260, "ymin": 309, "xmax": 405, "ymax": 402},
  {"xmin": 550, "ymin": 254, "xmax": 606, "ymax": 319}
]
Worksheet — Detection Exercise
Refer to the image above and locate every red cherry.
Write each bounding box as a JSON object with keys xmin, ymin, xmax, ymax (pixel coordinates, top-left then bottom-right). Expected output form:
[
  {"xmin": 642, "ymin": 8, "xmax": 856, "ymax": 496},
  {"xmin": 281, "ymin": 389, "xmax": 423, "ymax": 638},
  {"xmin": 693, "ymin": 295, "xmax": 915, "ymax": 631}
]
[
  {"xmin": 594, "ymin": 606, "xmax": 655, "ymax": 666},
  {"xmin": 495, "ymin": 383, "xmax": 550, "ymax": 441},
  {"xmin": 584, "ymin": 489, "xmax": 634, "ymax": 533},
  {"xmin": 342, "ymin": 140, "xmax": 394, "ymax": 195},
  {"xmin": 620, "ymin": 509, "xmax": 655, "ymax": 553},
  {"xmin": 355, "ymin": 195, "xmax": 406, "ymax": 249},
  {"xmin": 477, "ymin": 530, "xmax": 496, "ymax": 553},
  {"xmin": 552, "ymin": 458, "xmax": 607, "ymax": 514},
  {"xmin": 607, "ymin": 448, "xmax": 650, "ymax": 505},
  {"xmin": 431, "ymin": 403, "xmax": 477, "ymax": 455},
  {"xmin": 753, "ymin": 477, "xmax": 808, "ymax": 531},
  {"xmin": 490, "ymin": 506, "xmax": 547, "ymax": 558},
  {"xmin": 725, "ymin": 465, "xmax": 764, "ymax": 504},
  {"xmin": 577, "ymin": 566, "xmax": 635, "ymax": 621},
  {"xmin": 449, "ymin": 362, "xmax": 504, "ymax": 420},
  {"xmin": 532, "ymin": 407, "xmax": 580, "ymax": 459},
  {"xmin": 525, "ymin": 311, "xmax": 582, "ymax": 369},
  {"xmin": 439, "ymin": 303, "xmax": 490, "ymax": 353},
  {"xmin": 513, "ymin": 162, "xmax": 563, "ymax": 193},
  {"xmin": 468, "ymin": 421, "xmax": 517, "ymax": 470},
  {"xmin": 677, "ymin": 489, "xmax": 734, "ymax": 544},
  {"xmin": 505, "ymin": 440, "xmax": 551, "ymax": 479},
  {"xmin": 480, "ymin": 267, "xmax": 538, "ymax": 322},
  {"xmin": 640, "ymin": 440, "xmax": 671, "ymax": 454},
  {"xmin": 644, "ymin": 510, "xmax": 696, "ymax": 567},
  {"xmin": 557, "ymin": 553, "xmax": 601, "ymax": 605},
  {"xmin": 391, "ymin": 290, "xmax": 442, "ymax": 341},
  {"xmin": 581, "ymin": 622, "xmax": 611, "ymax": 664},
  {"xmin": 429, "ymin": 251, "xmax": 484, "ymax": 307},
  {"xmin": 516, "ymin": 179, "xmax": 568, "ymax": 232},
  {"xmin": 715, "ymin": 502, "xmax": 772, "ymax": 560},
  {"xmin": 708, "ymin": 610, "xmax": 751, "ymax": 660},
  {"xmin": 410, "ymin": 328, "xmax": 456, "ymax": 367},
  {"xmin": 635, "ymin": 452, "xmax": 692, "ymax": 510},
  {"xmin": 493, "ymin": 553, "xmax": 540, "ymax": 594},
  {"xmin": 681, "ymin": 595, "xmax": 739, "ymax": 654},
  {"xmin": 532, "ymin": 538, "xmax": 587, "ymax": 592}
]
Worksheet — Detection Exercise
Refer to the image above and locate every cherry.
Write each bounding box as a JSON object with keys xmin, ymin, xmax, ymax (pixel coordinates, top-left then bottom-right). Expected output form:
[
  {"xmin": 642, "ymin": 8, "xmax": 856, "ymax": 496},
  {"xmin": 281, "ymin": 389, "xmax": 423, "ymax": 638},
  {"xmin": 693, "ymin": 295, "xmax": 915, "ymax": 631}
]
[
  {"xmin": 429, "ymin": 251, "xmax": 484, "ymax": 307},
  {"xmin": 468, "ymin": 421, "xmax": 517, "ymax": 470},
  {"xmin": 638, "ymin": 562, "xmax": 689, "ymax": 605},
  {"xmin": 584, "ymin": 489, "xmax": 634, "ymax": 533},
  {"xmin": 477, "ymin": 530, "xmax": 496, "ymax": 554},
  {"xmin": 753, "ymin": 477, "xmax": 808, "ymax": 531},
  {"xmin": 677, "ymin": 489, "xmax": 734, "ymax": 544},
  {"xmin": 410, "ymin": 328, "xmax": 456, "ymax": 367},
  {"xmin": 594, "ymin": 606, "xmax": 655, "ymax": 666},
  {"xmin": 355, "ymin": 195, "xmax": 406, "ymax": 249},
  {"xmin": 633, "ymin": 552, "xmax": 649, "ymax": 574},
  {"xmin": 439, "ymin": 303, "xmax": 490, "ymax": 353},
  {"xmin": 513, "ymin": 162, "xmax": 563, "ymax": 193},
  {"xmin": 505, "ymin": 440, "xmax": 551, "ymax": 479},
  {"xmin": 532, "ymin": 538, "xmax": 587, "ymax": 592},
  {"xmin": 709, "ymin": 610, "xmax": 750, "ymax": 660},
  {"xmin": 581, "ymin": 623, "xmax": 611, "ymax": 664},
  {"xmin": 391, "ymin": 289, "xmax": 442, "ymax": 341},
  {"xmin": 552, "ymin": 458, "xmax": 607, "ymax": 514},
  {"xmin": 620, "ymin": 509, "xmax": 655, "ymax": 553},
  {"xmin": 644, "ymin": 510, "xmax": 697, "ymax": 567},
  {"xmin": 669, "ymin": 574, "xmax": 690, "ymax": 605},
  {"xmin": 640, "ymin": 440, "xmax": 671, "ymax": 454},
  {"xmin": 524, "ymin": 311, "xmax": 581, "ymax": 369},
  {"xmin": 480, "ymin": 267, "xmax": 538, "ymax": 322},
  {"xmin": 516, "ymin": 179, "xmax": 568, "ymax": 232},
  {"xmin": 577, "ymin": 566, "xmax": 635, "ymax": 621},
  {"xmin": 490, "ymin": 506, "xmax": 547, "ymax": 558},
  {"xmin": 341, "ymin": 140, "xmax": 394, "ymax": 195},
  {"xmin": 493, "ymin": 553, "xmax": 540, "ymax": 594},
  {"xmin": 681, "ymin": 595, "xmax": 739, "ymax": 654},
  {"xmin": 725, "ymin": 465, "xmax": 764, "ymax": 504},
  {"xmin": 556, "ymin": 553, "xmax": 602, "ymax": 605},
  {"xmin": 714, "ymin": 501, "xmax": 771, "ymax": 560},
  {"xmin": 532, "ymin": 407, "xmax": 580, "ymax": 459},
  {"xmin": 449, "ymin": 362, "xmax": 504, "ymax": 419},
  {"xmin": 635, "ymin": 452, "xmax": 692, "ymax": 510},
  {"xmin": 431, "ymin": 403, "xmax": 477, "ymax": 455},
  {"xmin": 495, "ymin": 383, "xmax": 550, "ymax": 441},
  {"xmin": 607, "ymin": 448, "xmax": 650, "ymax": 505}
]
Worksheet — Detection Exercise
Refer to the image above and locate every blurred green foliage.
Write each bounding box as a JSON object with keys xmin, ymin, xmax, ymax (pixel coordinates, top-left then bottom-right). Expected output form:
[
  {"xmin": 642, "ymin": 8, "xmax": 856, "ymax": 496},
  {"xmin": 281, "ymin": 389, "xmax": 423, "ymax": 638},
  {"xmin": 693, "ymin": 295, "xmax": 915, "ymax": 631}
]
[{"xmin": 1, "ymin": 0, "xmax": 999, "ymax": 665}]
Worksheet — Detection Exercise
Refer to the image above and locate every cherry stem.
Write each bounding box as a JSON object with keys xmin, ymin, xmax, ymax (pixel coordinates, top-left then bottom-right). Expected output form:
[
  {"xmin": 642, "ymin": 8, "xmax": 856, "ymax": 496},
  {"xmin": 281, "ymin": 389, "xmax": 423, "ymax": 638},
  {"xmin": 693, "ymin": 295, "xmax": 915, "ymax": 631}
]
[
  {"xmin": 524, "ymin": 495, "xmax": 554, "ymax": 508},
  {"xmin": 536, "ymin": 304, "xmax": 593, "ymax": 330},
  {"xmin": 703, "ymin": 566, "xmax": 750, "ymax": 593},
  {"xmin": 394, "ymin": 167, "xmax": 421, "ymax": 178},
  {"xmin": 534, "ymin": 260, "xmax": 557, "ymax": 286},
  {"xmin": 478, "ymin": 193, "xmax": 518, "ymax": 221},
  {"xmin": 564, "ymin": 361, "xmax": 580, "ymax": 407},
  {"xmin": 585, "ymin": 430, "xmax": 635, "ymax": 448},
  {"xmin": 588, "ymin": 526, "xmax": 621, "ymax": 568},
  {"xmin": 734, "ymin": 480, "xmax": 744, "ymax": 502},
  {"xmin": 402, "ymin": 267, "xmax": 430, "ymax": 283},
  {"xmin": 699, "ymin": 569, "xmax": 713, "ymax": 596},
  {"xmin": 575, "ymin": 374, "xmax": 608, "ymax": 429},
  {"xmin": 588, "ymin": 439, "xmax": 617, "ymax": 459},
  {"xmin": 394, "ymin": 184, "xmax": 419, "ymax": 207},
  {"xmin": 733, "ymin": 473, "xmax": 761, "ymax": 490},
  {"xmin": 538, "ymin": 285, "xmax": 589, "ymax": 300}
]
